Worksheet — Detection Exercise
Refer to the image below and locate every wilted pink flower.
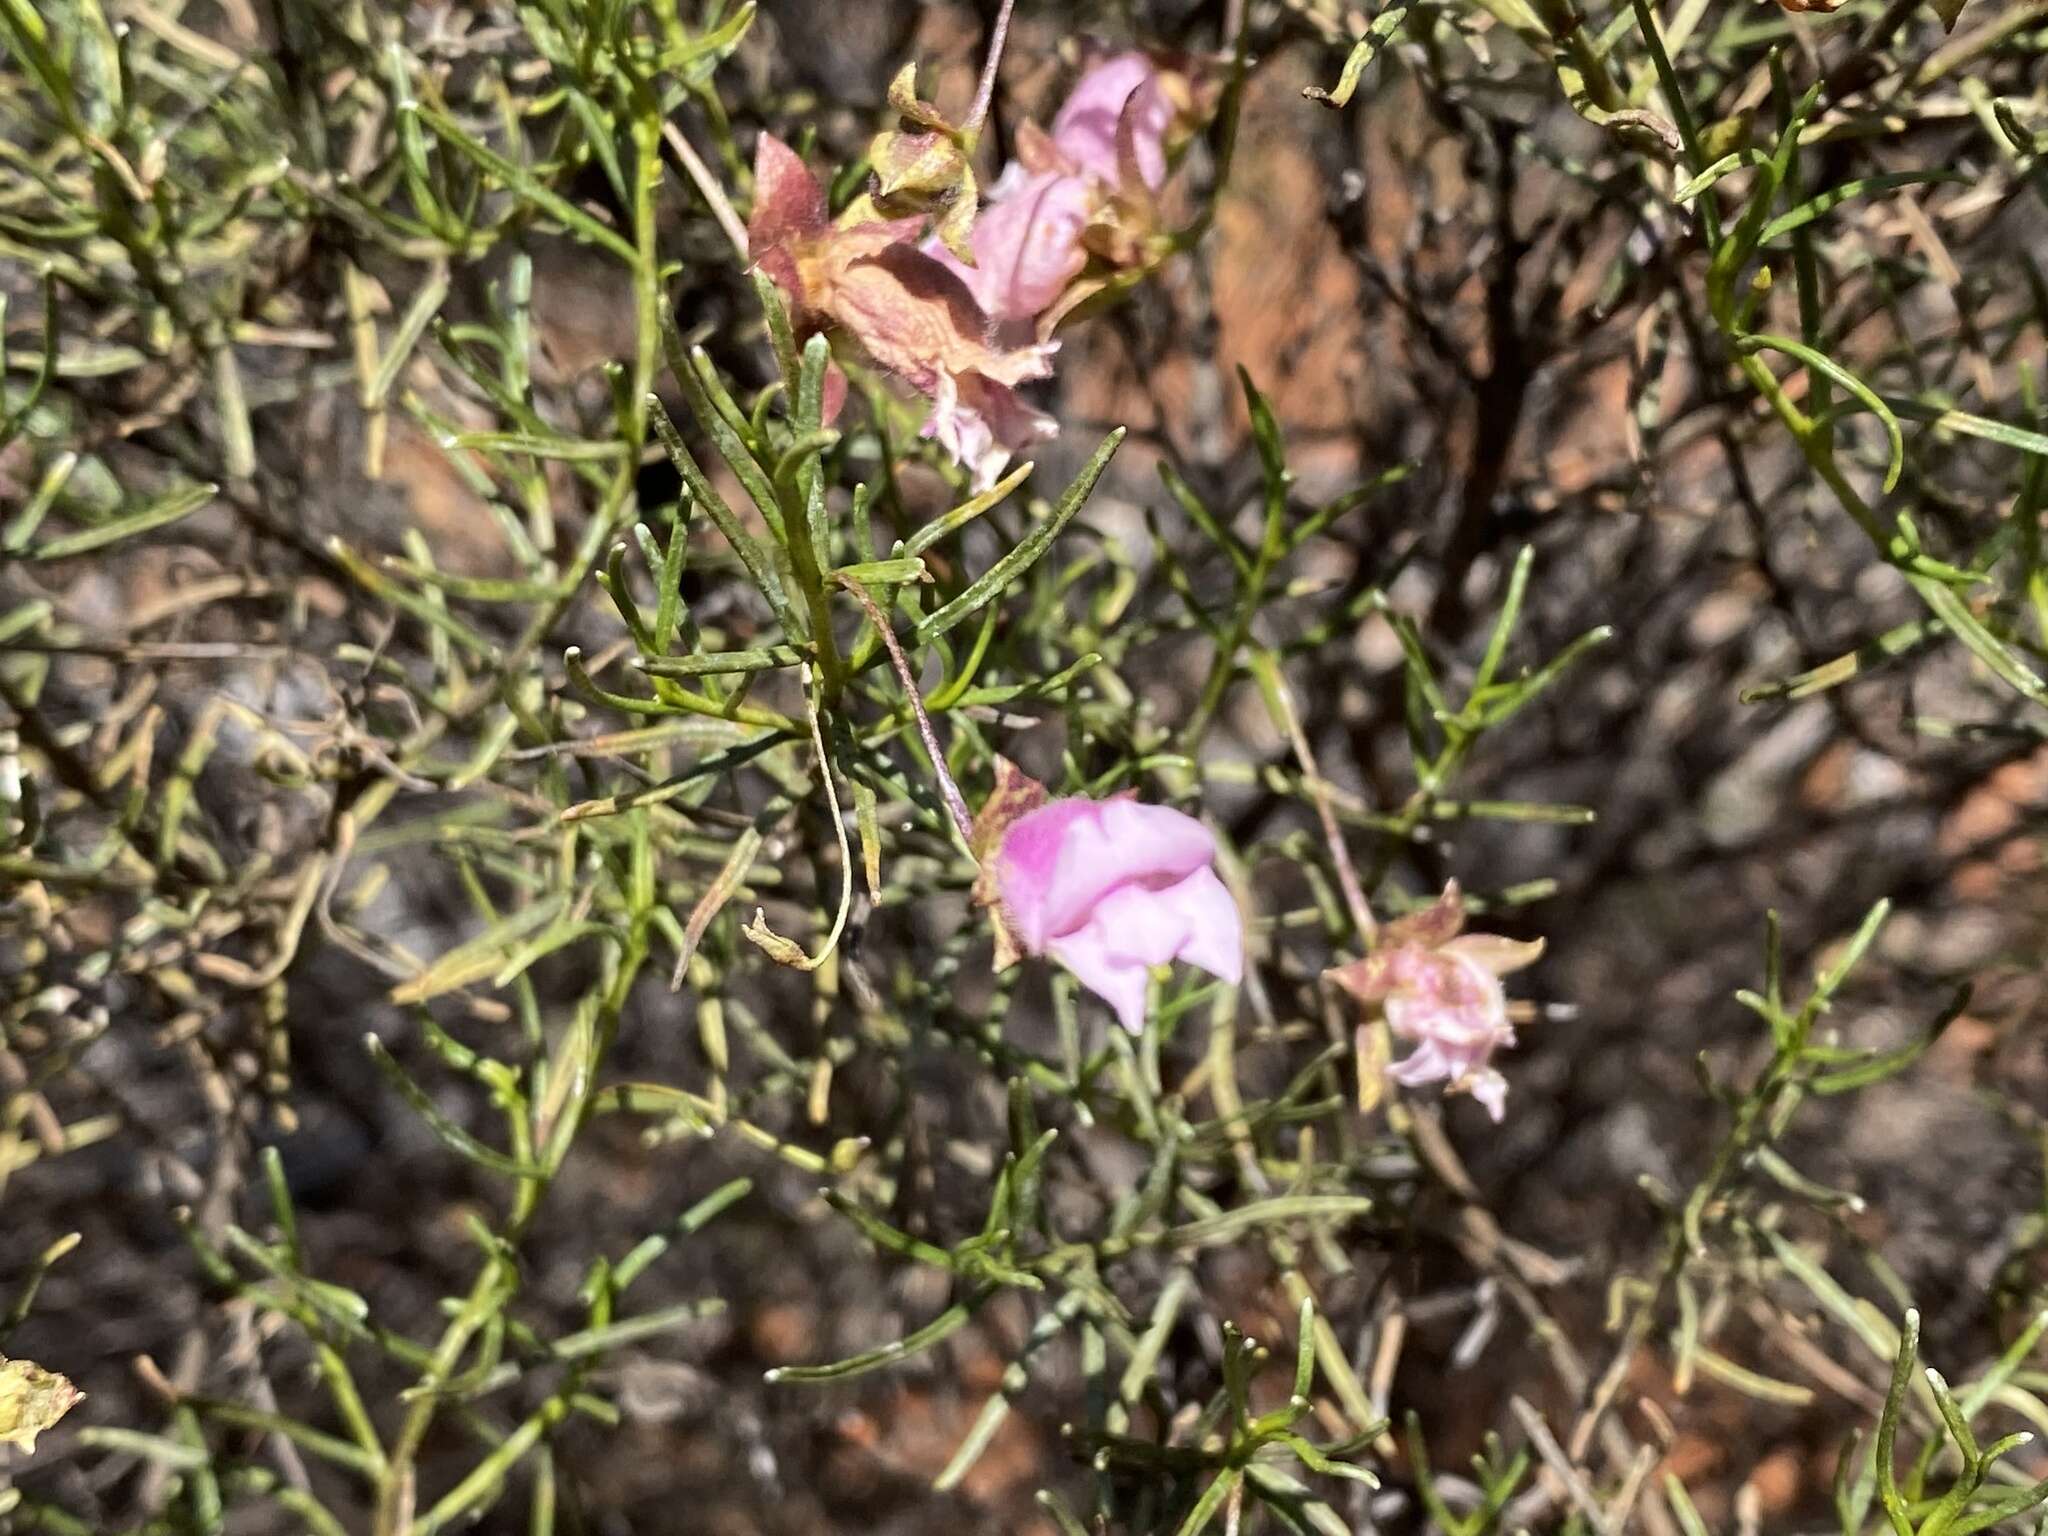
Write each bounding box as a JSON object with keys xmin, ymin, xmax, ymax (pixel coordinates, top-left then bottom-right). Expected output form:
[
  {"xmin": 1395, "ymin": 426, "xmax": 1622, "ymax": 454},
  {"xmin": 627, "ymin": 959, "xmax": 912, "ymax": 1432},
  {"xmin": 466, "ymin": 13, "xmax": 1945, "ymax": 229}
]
[
  {"xmin": 747, "ymin": 134, "xmax": 1054, "ymax": 489},
  {"xmin": 1325, "ymin": 882, "xmax": 1542, "ymax": 1121},
  {"xmin": 994, "ymin": 796, "xmax": 1243, "ymax": 1034}
]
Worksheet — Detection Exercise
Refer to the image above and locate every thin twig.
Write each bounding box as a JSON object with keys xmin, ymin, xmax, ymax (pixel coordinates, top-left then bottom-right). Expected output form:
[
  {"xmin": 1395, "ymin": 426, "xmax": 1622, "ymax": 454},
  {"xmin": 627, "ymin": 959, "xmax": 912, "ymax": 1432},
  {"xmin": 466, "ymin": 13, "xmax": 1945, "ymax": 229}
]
[
  {"xmin": 831, "ymin": 576, "xmax": 974, "ymax": 846},
  {"xmin": 661, "ymin": 120, "xmax": 750, "ymax": 261},
  {"xmin": 964, "ymin": 0, "xmax": 1019, "ymax": 138},
  {"xmin": 1254, "ymin": 653, "xmax": 1376, "ymax": 946},
  {"xmin": 1511, "ymin": 1397, "xmax": 1615, "ymax": 1536}
]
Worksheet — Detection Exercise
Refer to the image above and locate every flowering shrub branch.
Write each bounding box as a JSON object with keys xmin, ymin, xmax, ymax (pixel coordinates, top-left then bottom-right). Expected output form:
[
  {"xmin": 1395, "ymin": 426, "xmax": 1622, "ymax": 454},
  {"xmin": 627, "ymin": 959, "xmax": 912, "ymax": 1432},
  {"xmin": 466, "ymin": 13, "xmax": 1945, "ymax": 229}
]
[{"xmin": 4, "ymin": 0, "xmax": 2048, "ymax": 1533}]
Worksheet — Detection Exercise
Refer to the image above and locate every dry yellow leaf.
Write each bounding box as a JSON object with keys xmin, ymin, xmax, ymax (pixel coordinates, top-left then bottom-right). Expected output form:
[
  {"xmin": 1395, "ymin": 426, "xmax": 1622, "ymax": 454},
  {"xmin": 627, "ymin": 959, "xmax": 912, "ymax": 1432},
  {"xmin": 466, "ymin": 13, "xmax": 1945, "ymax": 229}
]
[{"xmin": 0, "ymin": 1356, "xmax": 82, "ymax": 1453}]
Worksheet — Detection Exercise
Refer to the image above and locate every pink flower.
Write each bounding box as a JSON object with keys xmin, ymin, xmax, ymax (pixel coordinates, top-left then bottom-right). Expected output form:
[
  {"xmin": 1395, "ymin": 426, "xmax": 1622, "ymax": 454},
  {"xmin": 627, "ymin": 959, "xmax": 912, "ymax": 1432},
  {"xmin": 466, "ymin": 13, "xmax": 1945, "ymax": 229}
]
[
  {"xmin": 995, "ymin": 797, "xmax": 1243, "ymax": 1033},
  {"xmin": 929, "ymin": 161, "xmax": 1100, "ymax": 325},
  {"xmin": 924, "ymin": 50, "xmax": 1213, "ymax": 337},
  {"xmin": 746, "ymin": 134, "xmax": 1054, "ymax": 489},
  {"xmin": 1048, "ymin": 51, "xmax": 1179, "ymax": 191},
  {"xmin": 1324, "ymin": 882, "xmax": 1543, "ymax": 1121}
]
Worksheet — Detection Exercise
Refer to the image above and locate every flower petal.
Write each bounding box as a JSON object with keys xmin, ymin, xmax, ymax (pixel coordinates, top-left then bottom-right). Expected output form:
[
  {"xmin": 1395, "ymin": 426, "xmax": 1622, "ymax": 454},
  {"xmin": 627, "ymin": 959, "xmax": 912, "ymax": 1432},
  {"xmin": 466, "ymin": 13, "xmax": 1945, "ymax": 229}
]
[
  {"xmin": 1047, "ymin": 921, "xmax": 1153, "ymax": 1034},
  {"xmin": 1324, "ymin": 952, "xmax": 1396, "ymax": 1004},
  {"xmin": 748, "ymin": 134, "xmax": 828, "ymax": 275},
  {"xmin": 930, "ymin": 168, "xmax": 1099, "ymax": 323},
  {"xmin": 995, "ymin": 798, "xmax": 1098, "ymax": 955},
  {"xmin": 1441, "ymin": 933, "xmax": 1545, "ymax": 977},
  {"xmin": 1164, "ymin": 867, "xmax": 1243, "ymax": 985},
  {"xmin": 1091, "ymin": 880, "xmax": 1199, "ymax": 968},
  {"xmin": 1381, "ymin": 879, "xmax": 1465, "ymax": 951},
  {"xmin": 1050, "ymin": 53, "xmax": 1173, "ymax": 190},
  {"xmin": 1039, "ymin": 798, "xmax": 1217, "ymax": 941},
  {"xmin": 815, "ymin": 240, "xmax": 984, "ymax": 392},
  {"xmin": 1383, "ymin": 954, "xmax": 1509, "ymax": 1051},
  {"xmin": 920, "ymin": 371, "xmax": 996, "ymax": 486},
  {"xmin": 921, "ymin": 372, "xmax": 1055, "ymax": 491},
  {"xmin": 1386, "ymin": 1039, "xmax": 1455, "ymax": 1087},
  {"xmin": 1461, "ymin": 1068, "xmax": 1509, "ymax": 1122},
  {"xmin": 995, "ymin": 797, "xmax": 1236, "ymax": 1033}
]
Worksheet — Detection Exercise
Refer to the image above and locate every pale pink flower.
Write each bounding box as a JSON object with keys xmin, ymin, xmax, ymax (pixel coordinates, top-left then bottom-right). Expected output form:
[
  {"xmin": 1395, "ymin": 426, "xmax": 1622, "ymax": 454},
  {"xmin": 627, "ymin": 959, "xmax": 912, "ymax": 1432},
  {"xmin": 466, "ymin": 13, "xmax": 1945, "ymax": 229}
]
[
  {"xmin": 1325, "ymin": 882, "xmax": 1542, "ymax": 1121},
  {"xmin": 995, "ymin": 797, "xmax": 1243, "ymax": 1033},
  {"xmin": 1048, "ymin": 51, "xmax": 1179, "ymax": 191},
  {"xmin": 924, "ymin": 50, "xmax": 1209, "ymax": 335},
  {"xmin": 929, "ymin": 161, "xmax": 1100, "ymax": 325}
]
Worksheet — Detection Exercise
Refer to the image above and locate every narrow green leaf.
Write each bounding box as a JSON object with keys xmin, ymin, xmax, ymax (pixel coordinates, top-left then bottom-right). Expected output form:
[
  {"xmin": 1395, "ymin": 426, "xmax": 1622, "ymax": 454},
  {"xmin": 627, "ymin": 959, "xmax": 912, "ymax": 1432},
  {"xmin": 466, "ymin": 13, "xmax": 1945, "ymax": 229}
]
[
  {"xmin": 389, "ymin": 893, "xmax": 569, "ymax": 1004},
  {"xmin": 366, "ymin": 1036, "xmax": 540, "ymax": 1179},
  {"xmin": 1910, "ymin": 572, "xmax": 2048, "ymax": 705},
  {"xmin": 914, "ymin": 430, "xmax": 1123, "ymax": 644},
  {"xmin": 1692, "ymin": 1347, "xmax": 1816, "ymax": 1405},
  {"xmin": 31, "ymin": 483, "xmax": 215, "ymax": 561},
  {"xmin": 1674, "ymin": 149, "xmax": 1769, "ymax": 202},
  {"xmin": 1740, "ymin": 334, "xmax": 1904, "ymax": 492},
  {"xmin": 1173, "ymin": 1470, "xmax": 1243, "ymax": 1536},
  {"xmin": 1890, "ymin": 398, "xmax": 2048, "ymax": 460},
  {"xmin": 1302, "ymin": 0, "xmax": 1416, "ymax": 108},
  {"xmin": 766, "ymin": 1286, "xmax": 993, "ymax": 1383},
  {"xmin": 408, "ymin": 103, "xmax": 639, "ymax": 264},
  {"xmin": 1758, "ymin": 172, "xmax": 1966, "ymax": 244}
]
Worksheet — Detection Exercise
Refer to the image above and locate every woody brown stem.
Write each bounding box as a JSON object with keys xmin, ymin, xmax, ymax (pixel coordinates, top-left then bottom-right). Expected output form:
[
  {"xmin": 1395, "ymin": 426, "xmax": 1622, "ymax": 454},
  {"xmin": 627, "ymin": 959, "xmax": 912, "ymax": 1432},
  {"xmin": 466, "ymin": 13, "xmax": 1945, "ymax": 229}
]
[
  {"xmin": 832, "ymin": 575, "xmax": 976, "ymax": 846},
  {"xmin": 964, "ymin": 0, "xmax": 1018, "ymax": 141}
]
